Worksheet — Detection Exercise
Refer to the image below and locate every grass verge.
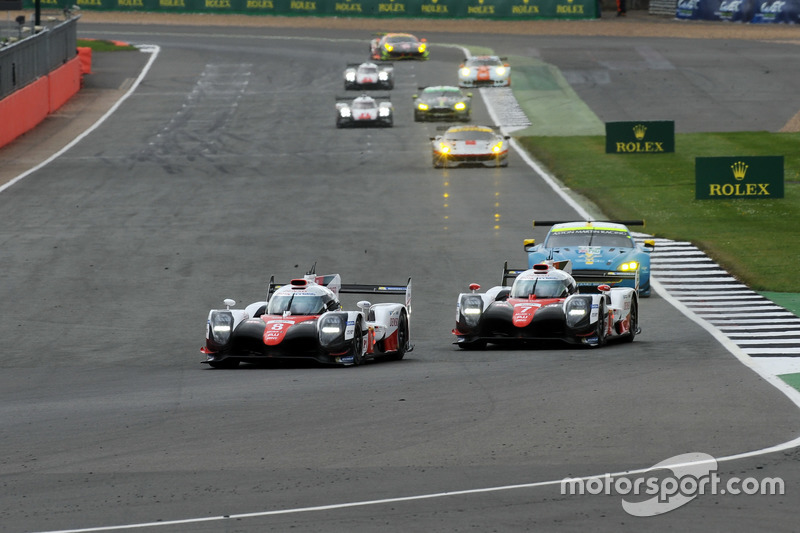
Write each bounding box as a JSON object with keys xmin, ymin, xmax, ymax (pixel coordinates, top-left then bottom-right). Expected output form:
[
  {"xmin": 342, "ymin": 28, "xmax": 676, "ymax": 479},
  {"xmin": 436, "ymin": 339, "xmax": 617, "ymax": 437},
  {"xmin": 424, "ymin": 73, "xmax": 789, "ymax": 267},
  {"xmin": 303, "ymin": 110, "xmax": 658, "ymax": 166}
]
[
  {"xmin": 77, "ymin": 38, "xmax": 137, "ymax": 52},
  {"xmin": 517, "ymin": 132, "xmax": 800, "ymax": 292}
]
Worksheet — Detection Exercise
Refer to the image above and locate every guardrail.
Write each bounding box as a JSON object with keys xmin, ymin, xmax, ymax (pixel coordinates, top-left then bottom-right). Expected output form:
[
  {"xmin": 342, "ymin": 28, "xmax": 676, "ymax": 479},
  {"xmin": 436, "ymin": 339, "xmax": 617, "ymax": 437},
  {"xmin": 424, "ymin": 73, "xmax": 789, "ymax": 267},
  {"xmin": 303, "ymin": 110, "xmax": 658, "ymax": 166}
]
[{"xmin": 21, "ymin": 0, "xmax": 598, "ymax": 19}]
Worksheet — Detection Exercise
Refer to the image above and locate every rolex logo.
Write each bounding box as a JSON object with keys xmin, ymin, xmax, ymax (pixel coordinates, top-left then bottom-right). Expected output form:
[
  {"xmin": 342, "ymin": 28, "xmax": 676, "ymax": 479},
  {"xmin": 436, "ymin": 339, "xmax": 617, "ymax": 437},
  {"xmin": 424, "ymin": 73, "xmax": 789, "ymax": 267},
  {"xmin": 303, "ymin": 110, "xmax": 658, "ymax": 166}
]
[
  {"xmin": 731, "ymin": 161, "xmax": 748, "ymax": 181},
  {"xmin": 633, "ymin": 124, "xmax": 647, "ymax": 141}
]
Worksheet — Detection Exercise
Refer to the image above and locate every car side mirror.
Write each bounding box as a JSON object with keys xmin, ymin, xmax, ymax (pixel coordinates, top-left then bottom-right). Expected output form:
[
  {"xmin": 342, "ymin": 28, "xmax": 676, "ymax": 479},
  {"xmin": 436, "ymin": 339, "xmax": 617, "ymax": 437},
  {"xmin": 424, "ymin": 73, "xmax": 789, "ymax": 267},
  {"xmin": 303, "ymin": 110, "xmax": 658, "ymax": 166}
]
[
  {"xmin": 523, "ymin": 238, "xmax": 536, "ymax": 252},
  {"xmin": 495, "ymin": 289, "xmax": 510, "ymax": 301},
  {"xmin": 643, "ymin": 239, "xmax": 655, "ymax": 251}
]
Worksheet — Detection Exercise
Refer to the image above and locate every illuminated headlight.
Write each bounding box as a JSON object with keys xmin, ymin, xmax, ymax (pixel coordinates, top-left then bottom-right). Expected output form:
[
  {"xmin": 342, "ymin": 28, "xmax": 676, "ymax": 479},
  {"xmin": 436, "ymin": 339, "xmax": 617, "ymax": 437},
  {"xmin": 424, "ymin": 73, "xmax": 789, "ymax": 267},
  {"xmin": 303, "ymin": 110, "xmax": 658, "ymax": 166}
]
[
  {"xmin": 379, "ymin": 71, "xmax": 389, "ymax": 80},
  {"xmin": 454, "ymin": 102, "xmax": 466, "ymax": 111},
  {"xmin": 459, "ymin": 295, "xmax": 484, "ymax": 327},
  {"xmin": 619, "ymin": 261, "xmax": 639, "ymax": 271},
  {"xmin": 339, "ymin": 107, "xmax": 351, "ymax": 118},
  {"xmin": 495, "ymin": 66, "xmax": 507, "ymax": 76},
  {"xmin": 318, "ymin": 314, "xmax": 346, "ymax": 347},
  {"xmin": 384, "ymin": 43, "xmax": 394, "ymax": 52},
  {"xmin": 565, "ymin": 298, "xmax": 591, "ymax": 328},
  {"xmin": 492, "ymin": 141, "xmax": 504, "ymax": 154},
  {"xmin": 379, "ymin": 106, "xmax": 391, "ymax": 117},
  {"xmin": 418, "ymin": 43, "xmax": 427, "ymax": 53},
  {"xmin": 417, "ymin": 103, "xmax": 429, "ymax": 111},
  {"xmin": 209, "ymin": 311, "xmax": 234, "ymax": 345},
  {"xmin": 439, "ymin": 143, "xmax": 450, "ymax": 154},
  {"xmin": 460, "ymin": 67, "xmax": 471, "ymax": 77},
  {"xmin": 345, "ymin": 72, "xmax": 356, "ymax": 82}
]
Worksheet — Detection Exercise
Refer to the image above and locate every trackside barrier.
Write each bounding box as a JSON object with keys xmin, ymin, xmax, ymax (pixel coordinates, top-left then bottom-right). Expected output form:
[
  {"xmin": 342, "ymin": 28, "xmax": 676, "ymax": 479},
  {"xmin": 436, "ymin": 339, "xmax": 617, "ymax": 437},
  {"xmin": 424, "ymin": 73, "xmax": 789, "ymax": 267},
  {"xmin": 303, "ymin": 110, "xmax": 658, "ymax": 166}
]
[
  {"xmin": 0, "ymin": 56, "xmax": 83, "ymax": 148},
  {"xmin": 77, "ymin": 46, "xmax": 93, "ymax": 75},
  {"xmin": 23, "ymin": 0, "xmax": 598, "ymax": 19}
]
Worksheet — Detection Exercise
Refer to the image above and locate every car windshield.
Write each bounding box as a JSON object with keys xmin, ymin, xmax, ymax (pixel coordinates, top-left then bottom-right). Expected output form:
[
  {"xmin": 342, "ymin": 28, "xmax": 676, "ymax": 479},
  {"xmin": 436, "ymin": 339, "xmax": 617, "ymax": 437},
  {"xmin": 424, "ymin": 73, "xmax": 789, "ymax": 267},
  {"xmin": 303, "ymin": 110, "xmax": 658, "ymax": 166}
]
[
  {"xmin": 267, "ymin": 294, "xmax": 326, "ymax": 315},
  {"xmin": 424, "ymin": 89, "xmax": 459, "ymax": 98},
  {"xmin": 360, "ymin": 66, "xmax": 378, "ymax": 74},
  {"xmin": 546, "ymin": 229, "xmax": 633, "ymax": 248},
  {"xmin": 511, "ymin": 278, "xmax": 570, "ymax": 299},
  {"xmin": 353, "ymin": 100, "xmax": 375, "ymax": 110},
  {"xmin": 388, "ymin": 35, "xmax": 417, "ymax": 44},
  {"xmin": 445, "ymin": 130, "xmax": 494, "ymax": 141},
  {"xmin": 467, "ymin": 57, "xmax": 501, "ymax": 66}
]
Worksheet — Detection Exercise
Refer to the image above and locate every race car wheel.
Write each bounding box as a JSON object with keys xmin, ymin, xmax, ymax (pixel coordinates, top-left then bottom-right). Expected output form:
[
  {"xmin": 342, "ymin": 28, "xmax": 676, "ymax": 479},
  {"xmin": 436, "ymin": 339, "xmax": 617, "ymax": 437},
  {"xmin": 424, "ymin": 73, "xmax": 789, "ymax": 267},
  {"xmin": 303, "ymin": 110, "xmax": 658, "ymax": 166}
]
[
  {"xmin": 414, "ymin": 112, "xmax": 422, "ymax": 122},
  {"xmin": 622, "ymin": 299, "xmax": 638, "ymax": 343},
  {"xmin": 350, "ymin": 323, "xmax": 364, "ymax": 366},
  {"xmin": 592, "ymin": 301, "xmax": 607, "ymax": 348},
  {"xmin": 388, "ymin": 312, "xmax": 409, "ymax": 360}
]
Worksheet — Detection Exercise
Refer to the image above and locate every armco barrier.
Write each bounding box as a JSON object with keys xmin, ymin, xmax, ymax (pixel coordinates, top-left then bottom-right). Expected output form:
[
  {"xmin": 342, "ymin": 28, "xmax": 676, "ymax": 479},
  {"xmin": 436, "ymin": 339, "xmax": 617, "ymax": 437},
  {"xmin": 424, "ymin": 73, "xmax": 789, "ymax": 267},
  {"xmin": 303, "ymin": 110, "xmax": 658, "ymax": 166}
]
[{"xmin": 24, "ymin": 0, "xmax": 598, "ymax": 19}]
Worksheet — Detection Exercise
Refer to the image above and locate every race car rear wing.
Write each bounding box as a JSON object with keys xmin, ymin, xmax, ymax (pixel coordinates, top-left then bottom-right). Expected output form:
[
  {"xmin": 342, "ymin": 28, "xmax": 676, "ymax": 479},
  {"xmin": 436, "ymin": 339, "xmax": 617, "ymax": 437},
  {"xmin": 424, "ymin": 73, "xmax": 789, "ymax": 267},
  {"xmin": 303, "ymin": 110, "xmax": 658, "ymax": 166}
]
[
  {"xmin": 341, "ymin": 278, "xmax": 412, "ymax": 312},
  {"xmin": 532, "ymin": 219, "xmax": 645, "ymax": 227},
  {"xmin": 336, "ymin": 95, "xmax": 392, "ymax": 102}
]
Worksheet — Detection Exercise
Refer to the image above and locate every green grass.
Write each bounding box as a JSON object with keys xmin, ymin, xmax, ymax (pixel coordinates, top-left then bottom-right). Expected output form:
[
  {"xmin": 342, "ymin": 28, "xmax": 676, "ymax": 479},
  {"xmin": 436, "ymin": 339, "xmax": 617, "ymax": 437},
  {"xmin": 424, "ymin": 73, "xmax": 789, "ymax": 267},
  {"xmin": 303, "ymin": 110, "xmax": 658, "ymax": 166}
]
[
  {"xmin": 77, "ymin": 39, "xmax": 137, "ymax": 52},
  {"xmin": 517, "ymin": 132, "xmax": 800, "ymax": 292}
]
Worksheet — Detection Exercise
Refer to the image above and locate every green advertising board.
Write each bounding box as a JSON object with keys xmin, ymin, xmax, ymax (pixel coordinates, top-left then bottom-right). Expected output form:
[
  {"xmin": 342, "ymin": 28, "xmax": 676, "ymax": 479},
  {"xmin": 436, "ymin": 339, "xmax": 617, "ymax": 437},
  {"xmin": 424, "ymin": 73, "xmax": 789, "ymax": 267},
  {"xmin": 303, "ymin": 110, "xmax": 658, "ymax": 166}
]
[
  {"xmin": 605, "ymin": 121, "xmax": 675, "ymax": 154},
  {"xmin": 26, "ymin": 0, "xmax": 597, "ymax": 18},
  {"xmin": 695, "ymin": 156, "xmax": 784, "ymax": 199}
]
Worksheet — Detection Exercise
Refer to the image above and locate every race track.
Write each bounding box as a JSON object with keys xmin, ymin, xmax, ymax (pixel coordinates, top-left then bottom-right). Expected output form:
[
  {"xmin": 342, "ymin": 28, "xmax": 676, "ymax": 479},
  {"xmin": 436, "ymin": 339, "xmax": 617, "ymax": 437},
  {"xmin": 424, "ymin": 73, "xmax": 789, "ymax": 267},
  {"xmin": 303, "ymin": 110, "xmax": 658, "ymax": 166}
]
[{"xmin": 1, "ymin": 22, "xmax": 799, "ymax": 532}]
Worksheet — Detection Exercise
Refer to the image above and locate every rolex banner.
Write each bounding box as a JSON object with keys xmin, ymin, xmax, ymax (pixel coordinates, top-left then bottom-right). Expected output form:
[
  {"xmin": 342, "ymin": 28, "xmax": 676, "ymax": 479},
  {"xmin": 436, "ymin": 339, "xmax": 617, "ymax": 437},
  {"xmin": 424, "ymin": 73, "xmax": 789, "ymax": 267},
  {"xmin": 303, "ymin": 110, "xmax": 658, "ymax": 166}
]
[
  {"xmin": 605, "ymin": 121, "xmax": 674, "ymax": 154},
  {"xmin": 695, "ymin": 156, "xmax": 784, "ymax": 199}
]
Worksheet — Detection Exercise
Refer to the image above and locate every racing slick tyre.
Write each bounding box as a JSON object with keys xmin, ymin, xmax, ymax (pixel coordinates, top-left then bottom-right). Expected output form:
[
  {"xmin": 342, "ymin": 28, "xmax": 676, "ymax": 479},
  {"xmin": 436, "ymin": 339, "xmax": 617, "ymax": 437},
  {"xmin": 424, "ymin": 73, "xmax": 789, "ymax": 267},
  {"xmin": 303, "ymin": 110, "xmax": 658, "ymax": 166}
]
[
  {"xmin": 387, "ymin": 312, "xmax": 409, "ymax": 361},
  {"xmin": 433, "ymin": 157, "xmax": 444, "ymax": 169},
  {"xmin": 591, "ymin": 301, "xmax": 607, "ymax": 348},
  {"xmin": 414, "ymin": 112, "xmax": 422, "ymax": 122},
  {"xmin": 622, "ymin": 299, "xmax": 638, "ymax": 343},
  {"xmin": 350, "ymin": 323, "xmax": 364, "ymax": 365}
]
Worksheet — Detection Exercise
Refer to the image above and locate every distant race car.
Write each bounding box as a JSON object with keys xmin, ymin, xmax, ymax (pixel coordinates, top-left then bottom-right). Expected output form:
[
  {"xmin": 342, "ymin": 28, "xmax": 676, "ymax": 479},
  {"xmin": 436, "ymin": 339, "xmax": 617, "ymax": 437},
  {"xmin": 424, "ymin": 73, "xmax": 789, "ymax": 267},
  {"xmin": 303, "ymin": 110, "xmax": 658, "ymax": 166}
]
[
  {"xmin": 344, "ymin": 62, "xmax": 394, "ymax": 90},
  {"xmin": 202, "ymin": 266, "xmax": 412, "ymax": 367},
  {"xmin": 523, "ymin": 220, "xmax": 655, "ymax": 297},
  {"xmin": 453, "ymin": 261, "xmax": 639, "ymax": 350},
  {"xmin": 458, "ymin": 55, "xmax": 510, "ymax": 88},
  {"xmin": 413, "ymin": 85, "xmax": 472, "ymax": 122},
  {"xmin": 370, "ymin": 32, "xmax": 429, "ymax": 61},
  {"xmin": 336, "ymin": 94, "xmax": 393, "ymax": 128},
  {"xmin": 430, "ymin": 125, "xmax": 509, "ymax": 168}
]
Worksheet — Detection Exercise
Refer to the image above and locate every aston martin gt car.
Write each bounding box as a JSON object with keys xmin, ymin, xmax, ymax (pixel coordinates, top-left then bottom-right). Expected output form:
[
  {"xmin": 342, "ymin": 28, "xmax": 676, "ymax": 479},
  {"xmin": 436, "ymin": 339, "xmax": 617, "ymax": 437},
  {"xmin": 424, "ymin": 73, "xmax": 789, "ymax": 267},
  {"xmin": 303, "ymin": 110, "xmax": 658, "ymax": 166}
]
[
  {"xmin": 453, "ymin": 261, "xmax": 639, "ymax": 350},
  {"xmin": 202, "ymin": 267, "xmax": 412, "ymax": 367},
  {"xmin": 431, "ymin": 125, "xmax": 509, "ymax": 168},
  {"xmin": 370, "ymin": 33, "xmax": 429, "ymax": 61},
  {"xmin": 344, "ymin": 62, "xmax": 394, "ymax": 90},
  {"xmin": 524, "ymin": 220, "xmax": 655, "ymax": 297},
  {"xmin": 413, "ymin": 86, "xmax": 472, "ymax": 122},
  {"xmin": 458, "ymin": 55, "xmax": 510, "ymax": 88},
  {"xmin": 336, "ymin": 94, "xmax": 393, "ymax": 128}
]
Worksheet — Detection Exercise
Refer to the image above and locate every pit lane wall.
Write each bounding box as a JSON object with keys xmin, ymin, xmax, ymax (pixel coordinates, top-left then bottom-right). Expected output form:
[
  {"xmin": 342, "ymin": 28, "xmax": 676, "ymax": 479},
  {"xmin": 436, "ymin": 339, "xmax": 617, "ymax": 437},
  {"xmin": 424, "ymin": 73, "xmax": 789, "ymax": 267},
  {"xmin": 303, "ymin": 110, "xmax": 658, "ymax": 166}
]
[
  {"xmin": 676, "ymin": 0, "xmax": 800, "ymax": 22},
  {"xmin": 23, "ymin": 0, "xmax": 598, "ymax": 19}
]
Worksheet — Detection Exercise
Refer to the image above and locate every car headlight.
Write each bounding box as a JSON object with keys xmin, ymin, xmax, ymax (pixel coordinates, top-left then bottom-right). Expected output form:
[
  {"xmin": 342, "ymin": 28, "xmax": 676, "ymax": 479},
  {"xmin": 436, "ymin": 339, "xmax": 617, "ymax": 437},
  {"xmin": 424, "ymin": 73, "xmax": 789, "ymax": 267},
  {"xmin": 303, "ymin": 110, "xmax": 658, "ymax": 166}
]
[
  {"xmin": 565, "ymin": 298, "xmax": 591, "ymax": 328},
  {"xmin": 439, "ymin": 143, "xmax": 450, "ymax": 154},
  {"xmin": 459, "ymin": 295, "xmax": 484, "ymax": 327},
  {"xmin": 379, "ymin": 71, "xmax": 389, "ymax": 80},
  {"xmin": 318, "ymin": 314, "xmax": 346, "ymax": 347},
  {"xmin": 492, "ymin": 141, "xmax": 504, "ymax": 154},
  {"xmin": 208, "ymin": 311, "xmax": 234, "ymax": 346},
  {"xmin": 619, "ymin": 261, "xmax": 639, "ymax": 271},
  {"xmin": 454, "ymin": 102, "xmax": 466, "ymax": 111},
  {"xmin": 379, "ymin": 106, "xmax": 391, "ymax": 117},
  {"xmin": 339, "ymin": 107, "xmax": 351, "ymax": 118},
  {"xmin": 418, "ymin": 43, "xmax": 426, "ymax": 53},
  {"xmin": 345, "ymin": 72, "xmax": 356, "ymax": 82},
  {"xmin": 384, "ymin": 43, "xmax": 394, "ymax": 52},
  {"xmin": 460, "ymin": 67, "xmax": 470, "ymax": 77},
  {"xmin": 495, "ymin": 66, "xmax": 507, "ymax": 76},
  {"xmin": 417, "ymin": 102, "xmax": 429, "ymax": 111}
]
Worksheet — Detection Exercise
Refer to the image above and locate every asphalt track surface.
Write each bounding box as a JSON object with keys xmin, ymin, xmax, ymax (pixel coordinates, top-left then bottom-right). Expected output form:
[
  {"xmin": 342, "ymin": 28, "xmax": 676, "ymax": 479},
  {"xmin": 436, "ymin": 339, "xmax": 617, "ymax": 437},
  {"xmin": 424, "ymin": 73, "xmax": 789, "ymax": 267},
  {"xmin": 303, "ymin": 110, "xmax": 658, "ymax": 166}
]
[{"xmin": 1, "ymin": 20, "xmax": 800, "ymax": 533}]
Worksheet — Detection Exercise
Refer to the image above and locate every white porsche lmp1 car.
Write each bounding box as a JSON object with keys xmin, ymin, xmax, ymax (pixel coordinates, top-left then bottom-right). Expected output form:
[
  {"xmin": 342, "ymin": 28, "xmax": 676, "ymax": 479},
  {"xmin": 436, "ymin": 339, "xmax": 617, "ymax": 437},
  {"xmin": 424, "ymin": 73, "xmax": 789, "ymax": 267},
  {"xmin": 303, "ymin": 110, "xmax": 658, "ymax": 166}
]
[
  {"xmin": 336, "ymin": 94, "xmax": 393, "ymax": 128},
  {"xmin": 202, "ymin": 266, "xmax": 412, "ymax": 368},
  {"xmin": 344, "ymin": 62, "xmax": 394, "ymax": 90},
  {"xmin": 453, "ymin": 261, "xmax": 639, "ymax": 350}
]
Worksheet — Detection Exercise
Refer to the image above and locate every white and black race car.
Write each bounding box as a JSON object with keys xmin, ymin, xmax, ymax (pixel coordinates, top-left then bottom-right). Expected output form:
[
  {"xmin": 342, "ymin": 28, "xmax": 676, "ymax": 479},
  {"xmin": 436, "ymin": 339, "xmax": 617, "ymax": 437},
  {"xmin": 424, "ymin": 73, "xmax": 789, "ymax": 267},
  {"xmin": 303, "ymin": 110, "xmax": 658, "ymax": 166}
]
[
  {"xmin": 344, "ymin": 62, "xmax": 394, "ymax": 90},
  {"xmin": 202, "ymin": 266, "xmax": 412, "ymax": 368},
  {"xmin": 453, "ymin": 261, "xmax": 639, "ymax": 350},
  {"xmin": 336, "ymin": 94, "xmax": 393, "ymax": 128}
]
